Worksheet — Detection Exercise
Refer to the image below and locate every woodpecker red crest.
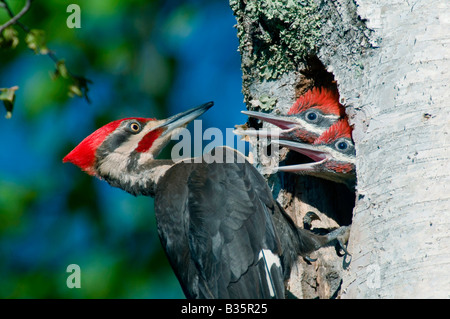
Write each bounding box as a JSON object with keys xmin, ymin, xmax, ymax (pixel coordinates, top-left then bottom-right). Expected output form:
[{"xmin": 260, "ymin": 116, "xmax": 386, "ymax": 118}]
[
  {"xmin": 235, "ymin": 87, "xmax": 345, "ymax": 144},
  {"xmin": 63, "ymin": 103, "xmax": 213, "ymax": 196},
  {"xmin": 63, "ymin": 118, "xmax": 155, "ymax": 176},
  {"xmin": 273, "ymin": 118, "xmax": 356, "ymax": 188}
]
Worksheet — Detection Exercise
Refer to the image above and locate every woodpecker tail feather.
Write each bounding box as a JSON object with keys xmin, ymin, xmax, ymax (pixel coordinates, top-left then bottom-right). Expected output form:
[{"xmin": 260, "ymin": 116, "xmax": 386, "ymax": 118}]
[{"xmin": 258, "ymin": 249, "xmax": 284, "ymax": 299}]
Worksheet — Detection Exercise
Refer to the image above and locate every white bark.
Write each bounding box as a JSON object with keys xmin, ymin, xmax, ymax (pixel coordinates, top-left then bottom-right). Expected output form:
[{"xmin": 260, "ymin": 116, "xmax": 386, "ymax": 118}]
[{"xmin": 320, "ymin": 0, "xmax": 450, "ymax": 298}]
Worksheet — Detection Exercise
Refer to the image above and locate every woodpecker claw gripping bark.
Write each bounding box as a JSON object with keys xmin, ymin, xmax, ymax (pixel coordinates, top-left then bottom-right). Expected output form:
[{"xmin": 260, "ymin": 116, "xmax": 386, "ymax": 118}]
[
  {"xmin": 63, "ymin": 101, "xmax": 350, "ymax": 299},
  {"xmin": 303, "ymin": 211, "xmax": 321, "ymax": 230}
]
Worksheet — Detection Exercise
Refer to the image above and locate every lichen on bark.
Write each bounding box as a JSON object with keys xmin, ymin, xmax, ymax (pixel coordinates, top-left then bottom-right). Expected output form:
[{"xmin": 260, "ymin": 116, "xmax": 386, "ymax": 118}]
[{"xmin": 230, "ymin": 0, "xmax": 321, "ymax": 101}]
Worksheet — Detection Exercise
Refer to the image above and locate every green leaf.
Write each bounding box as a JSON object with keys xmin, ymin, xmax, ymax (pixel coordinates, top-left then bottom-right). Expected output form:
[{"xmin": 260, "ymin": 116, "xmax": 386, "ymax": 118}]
[
  {"xmin": 25, "ymin": 29, "xmax": 49, "ymax": 55},
  {"xmin": 0, "ymin": 86, "xmax": 19, "ymax": 119},
  {"xmin": 68, "ymin": 84, "xmax": 82, "ymax": 97},
  {"xmin": 56, "ymin": 60, "xmax": 69, "ymax": 78},
  {"xmin": 0, "ymin": 26, "xmax": 19, "ymax": 49},
  {"xmin": 51, "ymin": 60, "xmax": 70, "ymax": 80}
]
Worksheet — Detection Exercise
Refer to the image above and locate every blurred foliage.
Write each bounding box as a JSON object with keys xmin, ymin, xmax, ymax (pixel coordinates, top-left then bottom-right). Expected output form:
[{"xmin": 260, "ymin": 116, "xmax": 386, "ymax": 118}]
[
  {"xmin": 0, "ymin": 85, "xmax": 17, "ymax": 118},
  {"xmin": 1, "ymin": 1, "xmax": 92, "ymax": 114},
  {"xmin": 0, "ymin": 26, "xmax": 19, "ymax": 49},
  {"xmin": 0, "ymin": 0, "xmax": 243, "ymax": 298}
]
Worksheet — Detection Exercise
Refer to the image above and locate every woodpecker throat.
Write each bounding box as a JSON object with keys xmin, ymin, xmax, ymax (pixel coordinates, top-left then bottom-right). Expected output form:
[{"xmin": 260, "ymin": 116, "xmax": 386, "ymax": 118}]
[{"xmin": 100, "ymin": 159, "xmax": 174, "ymax": 197}]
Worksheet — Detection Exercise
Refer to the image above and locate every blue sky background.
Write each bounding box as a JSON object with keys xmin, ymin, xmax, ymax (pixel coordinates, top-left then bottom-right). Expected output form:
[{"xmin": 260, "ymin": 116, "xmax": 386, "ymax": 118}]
[{"xmin": 0, "ymin": 0, "xmax": 247, "ymax": 298}]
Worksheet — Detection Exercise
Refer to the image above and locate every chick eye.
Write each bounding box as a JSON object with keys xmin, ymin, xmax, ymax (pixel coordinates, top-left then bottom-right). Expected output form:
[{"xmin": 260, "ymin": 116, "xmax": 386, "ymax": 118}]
[
  {"xmin": 305, "ymin": 110, "xmax": 320, "ymax": 123},
  {"xmin": 129, "ymin": 122, "xmax": 141, "ymax": 133},
  {"xmin": 336, "ymin": 140, "xmax": 348, "ymax": 150}
]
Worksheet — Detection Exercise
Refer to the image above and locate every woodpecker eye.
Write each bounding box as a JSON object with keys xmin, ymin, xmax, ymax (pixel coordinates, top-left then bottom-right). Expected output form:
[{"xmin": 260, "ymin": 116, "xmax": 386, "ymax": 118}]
[
  {"xmin": 304, "ymin": 110, "xmax": 320, "ymax": 123},
  {"xmin": 336, "ymin": 140, "xmax": 349, "ymax": 150},
  {"xmin": 128, "ymin": 122, "xmax": 142, "ymax": 134},
  {"xmin": 337, "ymin": 142, "xmax": 348, "ymax": 150}
]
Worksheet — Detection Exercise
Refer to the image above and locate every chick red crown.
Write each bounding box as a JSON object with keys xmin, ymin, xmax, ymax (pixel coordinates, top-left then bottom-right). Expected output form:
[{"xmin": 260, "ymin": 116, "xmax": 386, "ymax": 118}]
[
  {"xmin": 288, "ymin": 87, "xmax": 345, "ymax": 117},
  {"xmin": 314, "ymin": 118, "xmax": 352, "ymax": 145}
]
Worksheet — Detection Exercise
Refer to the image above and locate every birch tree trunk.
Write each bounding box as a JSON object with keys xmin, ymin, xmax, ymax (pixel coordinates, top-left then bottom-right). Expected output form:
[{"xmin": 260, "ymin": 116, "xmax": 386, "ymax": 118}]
[{"xmin": 230, "ymin": 0, "xmax": 450, "ymax": 298}]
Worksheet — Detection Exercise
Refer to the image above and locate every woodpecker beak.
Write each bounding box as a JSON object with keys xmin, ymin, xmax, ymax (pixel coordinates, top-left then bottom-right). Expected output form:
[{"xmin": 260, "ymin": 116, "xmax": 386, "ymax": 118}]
[
  {"xmin": 271, "ymin": 140, "xmax": 330, "ymax": 172},
  {"xmin": 156, "ymin": 101, "xmax": 214, "ymax": 136},
  {"xmin": 234, "ymin": 110, "xmax": 299, "ymax": 139},
  {"xmin": 271, "ymin": 139, "xmax": 356, "ymax": 189}
]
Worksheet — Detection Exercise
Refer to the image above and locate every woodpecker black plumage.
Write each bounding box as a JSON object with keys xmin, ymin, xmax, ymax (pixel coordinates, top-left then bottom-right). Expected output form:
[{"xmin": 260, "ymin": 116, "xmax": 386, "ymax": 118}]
[{"xmin": 63, "ymin": 102, "xmax": 349, "ymax": 299}]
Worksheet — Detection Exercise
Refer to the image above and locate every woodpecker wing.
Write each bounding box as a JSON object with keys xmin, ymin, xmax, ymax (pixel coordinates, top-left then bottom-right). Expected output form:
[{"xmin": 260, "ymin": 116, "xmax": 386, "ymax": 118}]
[
  {"xmin": 188, "ymin": 153, "xmax": 284, "ymax": 298},
  {"xmin": 155, "ymin": 147, "xmax": 285, "ymax": 299}
]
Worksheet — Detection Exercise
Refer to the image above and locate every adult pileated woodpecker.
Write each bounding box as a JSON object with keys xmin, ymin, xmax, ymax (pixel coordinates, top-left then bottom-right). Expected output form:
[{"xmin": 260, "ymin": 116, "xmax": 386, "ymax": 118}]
[
  {"xmin": 235, "ymin": 87, "xmax": 344, "ymax": 143},
  {"xmin": 274, "ymin": 119, "xmax": 356, "ymax": 189},
  {"xmin": 63, "ymin": 102, "xmax": 350, "ymax": 299}
]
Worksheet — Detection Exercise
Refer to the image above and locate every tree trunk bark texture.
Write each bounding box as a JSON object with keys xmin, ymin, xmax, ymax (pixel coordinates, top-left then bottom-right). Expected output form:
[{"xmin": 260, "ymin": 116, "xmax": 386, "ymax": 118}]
[{"xmin": 231, "ymin": 0, "xmax": 449, "ymax": 298}]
